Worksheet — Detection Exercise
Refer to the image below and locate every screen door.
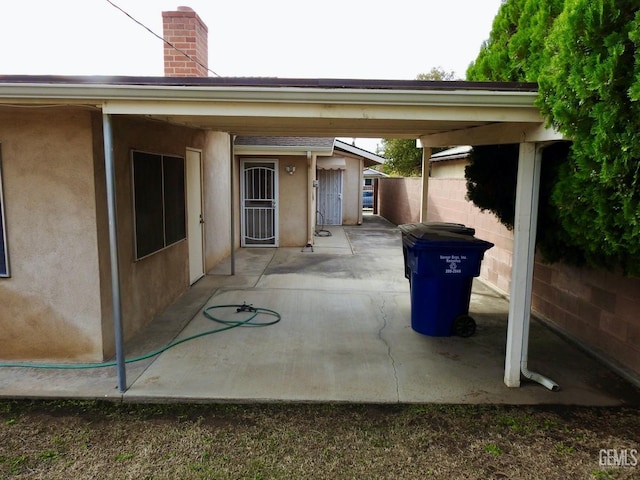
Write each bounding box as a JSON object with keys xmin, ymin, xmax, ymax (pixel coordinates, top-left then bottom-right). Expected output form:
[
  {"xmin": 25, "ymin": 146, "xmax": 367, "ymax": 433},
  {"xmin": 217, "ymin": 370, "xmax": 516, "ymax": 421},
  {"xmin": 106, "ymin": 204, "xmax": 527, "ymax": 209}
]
[
  {"xmin": 241, "ymin": 160, "xmax": 278, "ymax": 246},
  {"xmin": 317, "ymin": 169, "xmax": 343, "ymax": 226}
]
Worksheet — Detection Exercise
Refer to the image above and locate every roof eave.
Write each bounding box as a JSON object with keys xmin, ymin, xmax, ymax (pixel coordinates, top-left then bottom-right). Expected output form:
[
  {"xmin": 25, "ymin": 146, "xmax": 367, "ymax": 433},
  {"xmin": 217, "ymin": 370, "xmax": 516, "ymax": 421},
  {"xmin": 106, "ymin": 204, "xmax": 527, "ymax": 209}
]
[
  {"xmin": 0, "ymin": 81, "xmax": 540, "ymax": 109},
  {"xmin": 334, "ymin": 140, "xmax": 385, "ymax": 164}
]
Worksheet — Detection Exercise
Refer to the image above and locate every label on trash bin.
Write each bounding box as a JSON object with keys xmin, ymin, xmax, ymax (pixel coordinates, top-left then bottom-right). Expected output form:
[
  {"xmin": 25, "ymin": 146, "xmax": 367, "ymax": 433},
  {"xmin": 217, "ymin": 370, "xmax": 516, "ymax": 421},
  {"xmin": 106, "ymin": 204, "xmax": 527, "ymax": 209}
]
[{"xmin": 440, "ymin": 254, "xmax": 466, "ymax": 274}]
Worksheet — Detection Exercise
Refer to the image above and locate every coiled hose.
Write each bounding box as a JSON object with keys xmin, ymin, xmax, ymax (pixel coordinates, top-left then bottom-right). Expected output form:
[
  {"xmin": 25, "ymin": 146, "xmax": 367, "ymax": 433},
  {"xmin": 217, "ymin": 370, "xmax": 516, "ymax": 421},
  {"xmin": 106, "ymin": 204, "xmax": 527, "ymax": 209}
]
[{"xmin": 0, "ymin": 303, "xmax": 281, "ymax": 370}]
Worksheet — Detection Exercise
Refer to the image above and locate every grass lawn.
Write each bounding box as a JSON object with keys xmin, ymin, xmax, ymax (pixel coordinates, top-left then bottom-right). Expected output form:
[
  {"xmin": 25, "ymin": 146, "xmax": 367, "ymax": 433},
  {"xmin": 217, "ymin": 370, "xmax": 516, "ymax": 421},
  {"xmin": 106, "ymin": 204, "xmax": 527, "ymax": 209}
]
[{"xmin": 1, "ymin": 401, "xmax": 639, "ymax": 479}]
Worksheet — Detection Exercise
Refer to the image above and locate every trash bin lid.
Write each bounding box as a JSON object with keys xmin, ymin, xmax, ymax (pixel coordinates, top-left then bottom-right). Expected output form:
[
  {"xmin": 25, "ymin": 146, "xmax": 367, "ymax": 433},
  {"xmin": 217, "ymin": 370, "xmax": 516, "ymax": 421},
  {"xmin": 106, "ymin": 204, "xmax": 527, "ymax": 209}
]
[
  {"xmin": 403, "ymin": 227, "xmax": 472, "ymax": 244},
  {"xmin": 401, "ymin": 224, "xmax": 493, "ymax": 250},
  {"xmin": 399, "ymin": 222, "xmax": 475, "ymax": 237},
  {"xmin": 422, "ymin": 222, "xmax": 475, "ymax": 236}
]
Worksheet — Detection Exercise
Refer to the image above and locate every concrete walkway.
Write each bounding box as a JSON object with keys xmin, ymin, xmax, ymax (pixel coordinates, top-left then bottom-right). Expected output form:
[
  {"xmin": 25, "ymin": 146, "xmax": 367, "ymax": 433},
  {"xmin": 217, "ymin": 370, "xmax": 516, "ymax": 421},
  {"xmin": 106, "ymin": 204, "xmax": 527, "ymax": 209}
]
[{"xmin": 1, "ymin": 216, "xmax": 639, "ymax": 404}]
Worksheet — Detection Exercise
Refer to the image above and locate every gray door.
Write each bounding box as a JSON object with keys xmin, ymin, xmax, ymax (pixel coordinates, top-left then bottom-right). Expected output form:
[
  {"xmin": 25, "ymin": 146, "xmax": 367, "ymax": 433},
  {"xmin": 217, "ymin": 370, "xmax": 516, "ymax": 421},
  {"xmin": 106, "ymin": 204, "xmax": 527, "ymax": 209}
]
[
  {"xmin": 241, "ymin": 160, "xmax": 278, "ymax": 246},
  {"xmin": 317, "ymin": 169, "xmax": 343, "ymax": 226}
]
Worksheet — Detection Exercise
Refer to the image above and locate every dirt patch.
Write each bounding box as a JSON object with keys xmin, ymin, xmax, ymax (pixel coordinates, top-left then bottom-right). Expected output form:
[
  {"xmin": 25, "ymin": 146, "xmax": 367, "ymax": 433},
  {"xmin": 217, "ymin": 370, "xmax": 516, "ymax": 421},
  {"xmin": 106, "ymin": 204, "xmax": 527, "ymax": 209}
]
[{"xmin": 1, "ymin": 401, "xmax": 638, "ymax": 479}]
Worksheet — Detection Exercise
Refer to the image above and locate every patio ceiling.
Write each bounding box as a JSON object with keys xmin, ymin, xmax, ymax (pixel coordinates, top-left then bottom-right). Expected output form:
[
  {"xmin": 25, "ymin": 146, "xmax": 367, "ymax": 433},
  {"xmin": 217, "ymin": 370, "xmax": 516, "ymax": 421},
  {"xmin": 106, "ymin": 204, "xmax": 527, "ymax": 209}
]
[{"xmin": 103, "ymin": 91, "xmax": 545, "ymax": 141}]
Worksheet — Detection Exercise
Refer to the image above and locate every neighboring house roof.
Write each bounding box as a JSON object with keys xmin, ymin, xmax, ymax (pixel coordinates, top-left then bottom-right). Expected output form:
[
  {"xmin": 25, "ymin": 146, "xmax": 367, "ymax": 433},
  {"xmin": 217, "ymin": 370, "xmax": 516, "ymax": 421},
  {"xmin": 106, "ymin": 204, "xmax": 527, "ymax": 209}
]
[
  {"xmin": 234, "ymin": 136, "xmax": 335, "ymax": 156},
  {"xmin": 334, "ymin": 140, "xmax": 385, "ymax": 167},
  {"xmin": 235, "ymin": 136, "xmax": 334, "ymax": 149},
  {"xmin": 430, "ymin": 145, "xmax": 472, "ymax": 162},
  {"xmin": 233, "ymin": 136, "xmax": 387, "ymax": 167},
  {"xmin": 363, "ymin": 168, "xmax": 388, "ymax": 178}
]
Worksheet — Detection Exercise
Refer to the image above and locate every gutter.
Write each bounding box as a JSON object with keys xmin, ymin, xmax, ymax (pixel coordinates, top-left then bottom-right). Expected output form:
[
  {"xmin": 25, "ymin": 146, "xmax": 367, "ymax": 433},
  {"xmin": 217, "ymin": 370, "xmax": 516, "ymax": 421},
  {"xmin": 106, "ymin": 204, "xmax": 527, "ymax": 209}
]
[{"xmin": 0, "ymin": 82, "xmax": 541, "ymax": 109}]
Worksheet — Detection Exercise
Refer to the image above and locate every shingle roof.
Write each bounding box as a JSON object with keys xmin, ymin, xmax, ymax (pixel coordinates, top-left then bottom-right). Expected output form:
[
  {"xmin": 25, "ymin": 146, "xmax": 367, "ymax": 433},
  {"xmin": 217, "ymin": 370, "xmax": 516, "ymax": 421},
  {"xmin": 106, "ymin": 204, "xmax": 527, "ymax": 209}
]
[
  {"xmin": 430, "ymin": 145, "xmax": 472, "ymax": 162},
  {"xmin": 234, "ymin": 136, "xmax": 335, "ymax": 149},
  {"xmin": 0, "ymin": 75, "xmax": 539, "ymax": 92},
  {"xmin": 334, "ymin": 140, "xmax": 385, "ymax": 165}
]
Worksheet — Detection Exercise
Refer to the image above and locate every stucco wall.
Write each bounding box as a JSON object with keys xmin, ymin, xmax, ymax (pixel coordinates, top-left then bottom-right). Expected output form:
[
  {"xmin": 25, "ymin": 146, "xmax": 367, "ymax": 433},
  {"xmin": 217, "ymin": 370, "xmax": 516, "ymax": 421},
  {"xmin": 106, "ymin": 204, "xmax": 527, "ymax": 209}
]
[
  {"xmin": 0, "ymin": 108, "xmax": 104, "ymax": 361},
  {"xmin": 108, "ymin": 117, "xmax": 206, "ymax": 349},
  {"xmin": 92, "ymin": 113, "xmax": 115, "ymax": 359},
  {"xmin": 278, "ymin": 157, "xmax": 308, "ymax": 247},
  {"xmin": 203, "ymin": 132, "xmax": 231, "ymax": 270},
  {"xmin": 341, "ymin": 155, "xmax": 363, "ymax": 226},
  {"xmin": 378, "ymin": 177, "xmax": 422, "ymax": 225},
  {"xmin": 430, "ymin": 159, "xmax": 468, "ymax": 179}
]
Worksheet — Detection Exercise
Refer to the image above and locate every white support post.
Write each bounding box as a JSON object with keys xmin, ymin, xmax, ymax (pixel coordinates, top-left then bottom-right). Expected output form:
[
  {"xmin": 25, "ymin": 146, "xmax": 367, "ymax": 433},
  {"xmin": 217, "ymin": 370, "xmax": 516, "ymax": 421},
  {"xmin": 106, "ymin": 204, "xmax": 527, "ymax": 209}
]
[
  {"xmin": 504, "ymin": 142, "xmax": 539, "ymax": 387},
  {"xmin": 420, "ymin": 147, "xmax": 431, "ymax": 222},
  {"xmin": 229, "ymin": 134, "xmax": 236, "ymax": 275}
]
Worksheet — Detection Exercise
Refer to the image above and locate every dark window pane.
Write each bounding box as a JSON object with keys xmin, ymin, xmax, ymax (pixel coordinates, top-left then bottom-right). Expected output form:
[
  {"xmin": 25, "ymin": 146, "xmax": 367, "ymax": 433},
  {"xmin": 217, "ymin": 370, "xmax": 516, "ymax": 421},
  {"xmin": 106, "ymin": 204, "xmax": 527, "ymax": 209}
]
[
  {"xmin": 133, "ymin": 152, "xmax": 164, "ymax": 258},
  {"xmin": 163, "ymin": 155, "xmax": 186, "ymax": 245}
]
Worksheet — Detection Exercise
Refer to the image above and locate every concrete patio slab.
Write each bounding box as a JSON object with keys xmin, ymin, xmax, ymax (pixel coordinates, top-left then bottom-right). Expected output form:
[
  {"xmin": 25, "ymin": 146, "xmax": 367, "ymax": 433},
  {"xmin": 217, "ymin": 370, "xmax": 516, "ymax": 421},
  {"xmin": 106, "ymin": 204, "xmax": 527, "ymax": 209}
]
[{"xmin": 1, "ymin": 215, "xmax": 638, "ymax": 405}]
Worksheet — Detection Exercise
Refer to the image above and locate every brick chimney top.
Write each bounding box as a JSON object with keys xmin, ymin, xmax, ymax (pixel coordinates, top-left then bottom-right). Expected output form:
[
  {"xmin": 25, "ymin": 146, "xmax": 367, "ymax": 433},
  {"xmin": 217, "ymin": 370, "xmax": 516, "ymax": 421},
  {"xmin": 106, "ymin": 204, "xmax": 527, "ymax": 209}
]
[{"xmin": 162, "ymin": 6, "xmax": 209, "ymax": 77}]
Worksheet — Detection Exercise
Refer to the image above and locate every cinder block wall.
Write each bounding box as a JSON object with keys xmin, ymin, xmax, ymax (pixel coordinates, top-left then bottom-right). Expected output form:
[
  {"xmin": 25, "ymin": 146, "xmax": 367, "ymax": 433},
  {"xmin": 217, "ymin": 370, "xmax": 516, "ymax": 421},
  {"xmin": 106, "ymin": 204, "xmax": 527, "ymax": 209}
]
[
  {"xmin": 426, "ymin": 178, "xmax": 514, "ymax": 295},
  {"xmin": 532, "ymin": 259, "xmax": 640, "ymax": 378},
  {"xmin": 424, "ymin": 176, "xmax": 640, "ymax": 379},
  {"xmin": 378, "ymin": 177, "xmax": 422, "ymax": 225}
]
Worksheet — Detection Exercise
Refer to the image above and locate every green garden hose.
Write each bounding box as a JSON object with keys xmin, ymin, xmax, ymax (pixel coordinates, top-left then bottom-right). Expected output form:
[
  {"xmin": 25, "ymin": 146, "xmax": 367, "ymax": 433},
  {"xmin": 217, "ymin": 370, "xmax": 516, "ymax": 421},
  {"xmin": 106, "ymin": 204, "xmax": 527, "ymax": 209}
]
[{"xmin": 0, "ymin": 303, "xmax": 281, "ymax": 370}]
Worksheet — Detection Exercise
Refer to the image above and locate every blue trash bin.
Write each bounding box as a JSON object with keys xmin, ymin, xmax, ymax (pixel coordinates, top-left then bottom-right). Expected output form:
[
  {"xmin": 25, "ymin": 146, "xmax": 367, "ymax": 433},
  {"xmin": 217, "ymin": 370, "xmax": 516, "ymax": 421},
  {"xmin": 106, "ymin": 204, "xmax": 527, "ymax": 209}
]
[
  {"xmin": 400, "ymin": 224, "xmax": 493, "ymax": 337},
  {"xmin": 399, "ymin": 223, "xmax": 476, "ymax": 281}
]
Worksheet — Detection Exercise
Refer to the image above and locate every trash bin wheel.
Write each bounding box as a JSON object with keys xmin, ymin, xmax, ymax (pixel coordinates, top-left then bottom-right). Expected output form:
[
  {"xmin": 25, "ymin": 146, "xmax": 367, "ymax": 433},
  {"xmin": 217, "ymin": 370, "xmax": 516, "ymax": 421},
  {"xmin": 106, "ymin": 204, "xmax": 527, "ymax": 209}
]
[{"xmin": 453, "ymin": 315, "xmax": 476, "ymax": 337}]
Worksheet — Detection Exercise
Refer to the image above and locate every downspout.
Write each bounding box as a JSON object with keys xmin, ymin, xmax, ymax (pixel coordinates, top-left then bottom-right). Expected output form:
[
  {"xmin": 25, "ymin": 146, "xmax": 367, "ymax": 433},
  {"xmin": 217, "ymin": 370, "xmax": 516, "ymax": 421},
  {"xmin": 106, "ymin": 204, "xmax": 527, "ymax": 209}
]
[
  {"xmin": 508, "ymin": 142, "xmax": 559, "ymax": 391},
  {"xmin": 522, "ymin": 334, "xmax": 560, "ymax": 390},
  {"xmin": 102, "ymin": 113, "xmax": 127, "ymax": 393},
  {"xmin": 519, "ymin": 143, "xmax": 559, "ymax": 392},
  {"xmin": 358, "ymin": 158, "xmax": 364, "ymax": 225},
  {"xmin": 230, "ymin": 134, "xmax": 236, "ymax": 275},
  {"xmin": 306, "ymin": 150, "xmax": 314, "ymax": 247},
  {"xmin": 419, "ymin": 147, "xmax": 431, "ymax": 222}
]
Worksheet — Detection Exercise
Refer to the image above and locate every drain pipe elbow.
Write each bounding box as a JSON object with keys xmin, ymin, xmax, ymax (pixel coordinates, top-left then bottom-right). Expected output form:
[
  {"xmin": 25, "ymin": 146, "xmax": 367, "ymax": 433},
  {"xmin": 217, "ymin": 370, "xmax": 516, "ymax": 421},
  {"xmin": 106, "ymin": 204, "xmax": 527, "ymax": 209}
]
[{"xmin": 521, "ymin": 360, "xmax": 560, "ymax": 392}]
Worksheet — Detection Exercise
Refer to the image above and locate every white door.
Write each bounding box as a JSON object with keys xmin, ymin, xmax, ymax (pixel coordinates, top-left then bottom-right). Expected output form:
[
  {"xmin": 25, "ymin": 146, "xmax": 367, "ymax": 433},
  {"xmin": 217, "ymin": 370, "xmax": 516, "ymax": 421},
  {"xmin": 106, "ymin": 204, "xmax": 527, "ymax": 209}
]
[
  {"xmin": 241, "ymin": 159, "xmax": 278, "ymax": 247},
  {"xmin": 317, "ymin": 169, "xmax": 343, "ymax": 226},
  {"xmin": 186, "ymin": 149, "xmax": 204, "ymax": 284}
]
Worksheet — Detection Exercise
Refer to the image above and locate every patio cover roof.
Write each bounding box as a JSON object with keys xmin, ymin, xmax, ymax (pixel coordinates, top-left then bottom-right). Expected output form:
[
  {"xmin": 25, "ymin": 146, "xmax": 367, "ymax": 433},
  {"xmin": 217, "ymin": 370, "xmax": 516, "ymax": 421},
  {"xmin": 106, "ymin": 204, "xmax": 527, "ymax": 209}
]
[
  {"xmin": 0, "ymin": 75, "xmax": 554, "ymax": 143},
  {"xmin": 0, "ymin": 75, "xmax": 566, "ymax": 392}
]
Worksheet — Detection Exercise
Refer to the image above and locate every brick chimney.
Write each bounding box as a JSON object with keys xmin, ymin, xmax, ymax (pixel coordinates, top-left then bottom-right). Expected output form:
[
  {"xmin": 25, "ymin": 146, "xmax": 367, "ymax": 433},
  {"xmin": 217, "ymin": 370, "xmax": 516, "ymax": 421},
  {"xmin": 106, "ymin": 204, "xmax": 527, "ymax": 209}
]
[{"xmin": 162, "ymin": 6, "xmax": 209, "ymax": 77}]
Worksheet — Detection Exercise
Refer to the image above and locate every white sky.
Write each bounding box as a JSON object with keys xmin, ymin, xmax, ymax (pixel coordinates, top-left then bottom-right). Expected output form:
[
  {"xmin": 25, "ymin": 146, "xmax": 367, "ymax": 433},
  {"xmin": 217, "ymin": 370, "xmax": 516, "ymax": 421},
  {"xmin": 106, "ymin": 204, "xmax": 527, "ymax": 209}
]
[{"xmin": 0, "ymin": 0, "xmax": 504, "ymax": 152}]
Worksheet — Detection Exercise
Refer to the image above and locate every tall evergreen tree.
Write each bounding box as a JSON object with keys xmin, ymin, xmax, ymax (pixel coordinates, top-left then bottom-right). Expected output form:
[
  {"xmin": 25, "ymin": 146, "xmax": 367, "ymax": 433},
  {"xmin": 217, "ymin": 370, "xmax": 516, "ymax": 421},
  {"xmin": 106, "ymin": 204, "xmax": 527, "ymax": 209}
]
[
  {"xmin": 538, "ymin": 0, "xmax": 640, "ymax": 273},
  {"xmin": 465, "ymin": 0, "xmax": 640, "ymax": 274},
  {"xmin": 467, "ymin": 0, "xmax": 564, "ymax": 81},
  {"xmin": 467, "ymin": 0, "xmax": 527, "ymax": 81}
]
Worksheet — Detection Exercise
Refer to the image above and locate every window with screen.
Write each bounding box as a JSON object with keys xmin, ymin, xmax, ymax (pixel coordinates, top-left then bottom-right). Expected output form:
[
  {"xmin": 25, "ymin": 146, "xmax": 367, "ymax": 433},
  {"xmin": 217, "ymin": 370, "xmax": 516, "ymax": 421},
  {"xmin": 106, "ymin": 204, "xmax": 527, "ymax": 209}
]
[{"xmin": 132, "ymin": 151, "xmax": 186, "ymax": 260}]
